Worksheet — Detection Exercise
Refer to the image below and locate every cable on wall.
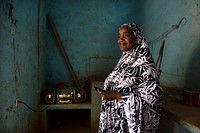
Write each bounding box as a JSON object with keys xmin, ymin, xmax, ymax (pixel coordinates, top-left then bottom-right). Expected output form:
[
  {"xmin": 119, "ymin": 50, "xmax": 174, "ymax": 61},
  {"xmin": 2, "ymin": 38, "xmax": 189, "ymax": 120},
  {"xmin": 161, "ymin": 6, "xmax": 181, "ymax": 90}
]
[
  {"xmin": 18, "ymin": 100, "xmax": 50, "ymax": 112},
  {"xmin": 148, "ymin": 17, "xmax": 187, "ymax": 44}
]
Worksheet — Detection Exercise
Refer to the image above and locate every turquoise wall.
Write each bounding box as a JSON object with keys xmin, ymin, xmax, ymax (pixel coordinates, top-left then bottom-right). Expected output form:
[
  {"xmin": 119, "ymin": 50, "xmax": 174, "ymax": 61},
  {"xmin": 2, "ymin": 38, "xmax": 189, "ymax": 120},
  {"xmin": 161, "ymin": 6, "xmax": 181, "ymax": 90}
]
[
  {"xmin": 44, "ymin": 0, "xmax": 200, "ymax": 91},
  {"xmin": 0, "ymin": 0, "xmax": 200, "ymax": 132},
  {"xmin": 0, "ymin": 0, "xmax": 39, "ymax": 132},
  {"xmin": 139, "ymin": 0, "xmax": 200, "ymax": 91},
  {"xmin": 44, "ymin": 0, "xmax": 140, "ymax": 88}
]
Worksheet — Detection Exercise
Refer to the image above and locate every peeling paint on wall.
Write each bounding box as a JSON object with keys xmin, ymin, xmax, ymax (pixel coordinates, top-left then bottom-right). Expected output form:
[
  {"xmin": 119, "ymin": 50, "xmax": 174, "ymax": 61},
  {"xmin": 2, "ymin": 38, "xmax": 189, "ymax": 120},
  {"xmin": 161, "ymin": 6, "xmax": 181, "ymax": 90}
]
[
  {"xmin": 0, "ymin": 0, "xmax": 39, "ymax": 132},
  {"xmin": 12, "ymin": 38, "xmax": 19, "ymax": 97},
  {"xmin": 8, "ymin": 2, "xmax": 17, "ymax": 26}
]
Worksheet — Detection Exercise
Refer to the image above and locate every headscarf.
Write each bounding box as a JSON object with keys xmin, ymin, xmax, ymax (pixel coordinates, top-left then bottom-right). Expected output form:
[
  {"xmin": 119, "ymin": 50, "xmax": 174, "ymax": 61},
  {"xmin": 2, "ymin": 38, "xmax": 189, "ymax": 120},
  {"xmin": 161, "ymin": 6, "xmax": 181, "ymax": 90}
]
[
  {"xmin": 120, "ymin": 22, "xmax": 146, "ymax": 45},
  {"xmin": 104, "ymin": 22, "xmax": 156, "ymax": 91}
]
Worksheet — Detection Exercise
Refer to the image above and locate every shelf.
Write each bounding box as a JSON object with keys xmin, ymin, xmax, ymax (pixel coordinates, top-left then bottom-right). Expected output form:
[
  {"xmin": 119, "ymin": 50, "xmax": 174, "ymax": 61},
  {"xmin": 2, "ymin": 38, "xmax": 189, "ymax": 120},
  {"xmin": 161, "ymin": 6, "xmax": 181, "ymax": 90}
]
[
  {"xmin": 40, "ymin": 102, "xmax": 91, "ymax": 110},
  {"xmin": 39, "ymin": 80, "xmax": 104, "ymax": 133},
  {"xmin": 161, "ymin": 95, "xmax": 200, "ymax": 133}
]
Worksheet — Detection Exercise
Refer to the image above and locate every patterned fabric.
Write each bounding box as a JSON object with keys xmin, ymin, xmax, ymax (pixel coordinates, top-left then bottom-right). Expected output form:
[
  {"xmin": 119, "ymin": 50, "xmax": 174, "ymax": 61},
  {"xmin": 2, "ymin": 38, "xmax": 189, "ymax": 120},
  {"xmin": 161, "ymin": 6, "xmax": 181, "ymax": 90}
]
[{"xmin": 98, "ymin": 23, "xmax": 163, "ymax": 133}]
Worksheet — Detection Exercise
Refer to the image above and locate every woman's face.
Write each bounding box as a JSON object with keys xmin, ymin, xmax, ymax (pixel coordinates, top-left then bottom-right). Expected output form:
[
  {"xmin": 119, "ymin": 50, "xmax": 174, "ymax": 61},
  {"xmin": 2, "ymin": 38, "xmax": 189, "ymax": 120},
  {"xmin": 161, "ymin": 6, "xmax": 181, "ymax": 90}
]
[{"xmin": 117, "ymin": 27, "xmax": 135, "ymax": 52}]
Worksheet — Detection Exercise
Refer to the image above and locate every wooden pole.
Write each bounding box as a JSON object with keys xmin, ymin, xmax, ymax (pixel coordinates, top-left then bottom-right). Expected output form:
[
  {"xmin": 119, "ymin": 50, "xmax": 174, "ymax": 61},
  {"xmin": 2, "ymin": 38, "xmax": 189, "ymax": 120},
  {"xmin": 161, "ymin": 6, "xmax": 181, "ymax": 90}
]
[
  {"xmin": 155, "ymin": 40, "xmax": 165, "ymax": 78},
  {"xmin": 47, "ymin": 15, "xmax": 81, "ymax": 88}
]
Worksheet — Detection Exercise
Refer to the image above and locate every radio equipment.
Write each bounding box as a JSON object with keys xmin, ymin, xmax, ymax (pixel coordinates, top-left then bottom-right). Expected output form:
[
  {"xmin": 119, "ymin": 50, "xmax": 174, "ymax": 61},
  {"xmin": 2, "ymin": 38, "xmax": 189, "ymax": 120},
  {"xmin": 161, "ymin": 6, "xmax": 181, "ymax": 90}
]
[
  {"xmin": 41, "ymin": 89, "xmax": 56, "ymax": 104},
  {"xmin": 56, "ymin": 88, "xmax": 86, "ymax": 103},
  {"xmin": 74, "ymin": 89, "xmax": 86, "ymax": 103},
  {"xmin": 56, "ymin": 89, "xmax": 74, "ymax": 103},
  {"xmin": 41, "ymin": 88, "xmax": 86, "ymax": 104}
]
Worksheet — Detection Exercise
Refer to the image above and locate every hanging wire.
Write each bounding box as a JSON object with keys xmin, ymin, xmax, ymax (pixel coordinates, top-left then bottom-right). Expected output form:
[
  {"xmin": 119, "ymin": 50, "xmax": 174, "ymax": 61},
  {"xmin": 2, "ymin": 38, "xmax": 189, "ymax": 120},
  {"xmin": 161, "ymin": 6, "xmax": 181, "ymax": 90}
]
[
  {"xmin": 148, "ymin": 17, "xmax": 187, "ymax": 44},
  {"xmin": 18, "ymin": 100, "xmax": 50, "ymax": 112}
]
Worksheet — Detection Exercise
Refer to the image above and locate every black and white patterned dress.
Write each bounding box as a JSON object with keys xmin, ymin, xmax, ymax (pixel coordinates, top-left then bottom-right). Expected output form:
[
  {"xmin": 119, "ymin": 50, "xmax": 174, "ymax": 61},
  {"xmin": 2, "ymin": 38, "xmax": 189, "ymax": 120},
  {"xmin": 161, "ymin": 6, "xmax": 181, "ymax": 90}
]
[{"xmin": 98, "ymin": 39, "xmax": 163, "ymax": 133}]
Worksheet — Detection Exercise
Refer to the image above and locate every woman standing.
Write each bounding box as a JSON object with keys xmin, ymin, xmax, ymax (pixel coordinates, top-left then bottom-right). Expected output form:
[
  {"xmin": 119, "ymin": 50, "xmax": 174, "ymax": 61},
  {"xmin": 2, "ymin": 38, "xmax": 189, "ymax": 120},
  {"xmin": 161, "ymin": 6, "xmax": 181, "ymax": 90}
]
[{"xmin": 97, "ymin": 22, "xmax": 163, "ymax": 133}]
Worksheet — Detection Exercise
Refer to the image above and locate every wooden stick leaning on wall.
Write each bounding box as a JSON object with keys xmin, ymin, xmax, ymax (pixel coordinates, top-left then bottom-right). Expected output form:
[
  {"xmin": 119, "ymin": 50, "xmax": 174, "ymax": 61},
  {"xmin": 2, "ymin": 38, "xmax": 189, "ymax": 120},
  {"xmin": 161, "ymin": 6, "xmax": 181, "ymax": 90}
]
[
  {"xmin": 155, "ymin": 40, "xmax": 165, "ymax": 79},
  {"xmin": 47, "ymin": 15, "xmax": 81, "ymax": 88}
]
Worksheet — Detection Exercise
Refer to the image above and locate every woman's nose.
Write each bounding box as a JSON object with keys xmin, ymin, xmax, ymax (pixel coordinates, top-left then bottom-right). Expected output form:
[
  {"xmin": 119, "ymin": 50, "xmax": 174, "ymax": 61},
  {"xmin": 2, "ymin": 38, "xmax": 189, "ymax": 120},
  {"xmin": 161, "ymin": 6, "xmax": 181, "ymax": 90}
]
[{"xmin": 118, "ymin": 36, "xmax": 125, "ymax": 42}]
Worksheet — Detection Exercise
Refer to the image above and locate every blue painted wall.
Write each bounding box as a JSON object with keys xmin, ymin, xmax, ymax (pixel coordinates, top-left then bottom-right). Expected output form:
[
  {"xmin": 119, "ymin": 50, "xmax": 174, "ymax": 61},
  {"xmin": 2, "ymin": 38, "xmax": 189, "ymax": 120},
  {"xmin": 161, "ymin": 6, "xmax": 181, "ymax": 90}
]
[
  {"xmin": 0, "ymin": 0, "xmax": 40, "ymax": 132},
  {"xmin": 0, "ymin": 0, "xmax": 200, "ymax": 132},
  {"xmin": 138, "ymin": 0, "xmax": 200, "ymax": 91},
  {"xmin": 44, "ymin": 0, "xmax": 200, "ymax": 92},
  {"xmin": 44, "ymin": 0, "xmax": 140, "ymax": 88}
]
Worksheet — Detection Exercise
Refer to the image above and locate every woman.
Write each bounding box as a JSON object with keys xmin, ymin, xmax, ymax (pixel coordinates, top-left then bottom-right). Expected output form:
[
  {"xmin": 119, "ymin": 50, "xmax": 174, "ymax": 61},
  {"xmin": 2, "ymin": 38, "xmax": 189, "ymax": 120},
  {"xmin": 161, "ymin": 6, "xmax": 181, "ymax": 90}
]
[{"xmin": 97, "ymin": 22, "xmax": 163, "ymax": 133}]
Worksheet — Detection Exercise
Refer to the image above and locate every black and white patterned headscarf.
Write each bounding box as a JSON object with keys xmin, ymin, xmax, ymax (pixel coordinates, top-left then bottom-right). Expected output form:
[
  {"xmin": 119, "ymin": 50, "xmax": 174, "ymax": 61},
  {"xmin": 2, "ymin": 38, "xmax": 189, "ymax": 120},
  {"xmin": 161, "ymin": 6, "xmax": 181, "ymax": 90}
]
[{"xmin": 120, "ymin": 22, "xmax": 146, "ymax": 45}]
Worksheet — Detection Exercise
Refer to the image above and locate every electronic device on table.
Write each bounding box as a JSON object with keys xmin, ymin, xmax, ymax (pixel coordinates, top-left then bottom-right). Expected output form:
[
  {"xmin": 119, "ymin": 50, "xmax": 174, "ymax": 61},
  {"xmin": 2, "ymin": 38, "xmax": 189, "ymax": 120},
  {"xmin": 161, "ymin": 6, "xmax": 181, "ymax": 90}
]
[{"xmin": 41, "ymin": 87, "xmax": 86, "ymax": 104}]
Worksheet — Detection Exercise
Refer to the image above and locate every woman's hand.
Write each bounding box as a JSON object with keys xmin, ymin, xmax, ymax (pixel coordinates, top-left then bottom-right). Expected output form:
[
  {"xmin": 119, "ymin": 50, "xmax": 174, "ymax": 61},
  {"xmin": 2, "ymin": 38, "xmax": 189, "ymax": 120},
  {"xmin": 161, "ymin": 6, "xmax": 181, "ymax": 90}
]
[{"xmin": 97, "ymin": 89, "xmax": 122, "ymax": 101}]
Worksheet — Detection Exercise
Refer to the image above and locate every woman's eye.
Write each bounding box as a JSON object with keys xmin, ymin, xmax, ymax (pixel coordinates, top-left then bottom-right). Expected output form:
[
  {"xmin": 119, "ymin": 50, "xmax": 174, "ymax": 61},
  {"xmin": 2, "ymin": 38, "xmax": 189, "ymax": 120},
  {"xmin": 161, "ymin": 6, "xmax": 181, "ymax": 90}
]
[
  {"xmin": 118, "ymin": 33, "xmax": 131, "ymax": 39},
  {"xmin": 124, "ymin": 34, "xmax": 130, "ymax": 38}
]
